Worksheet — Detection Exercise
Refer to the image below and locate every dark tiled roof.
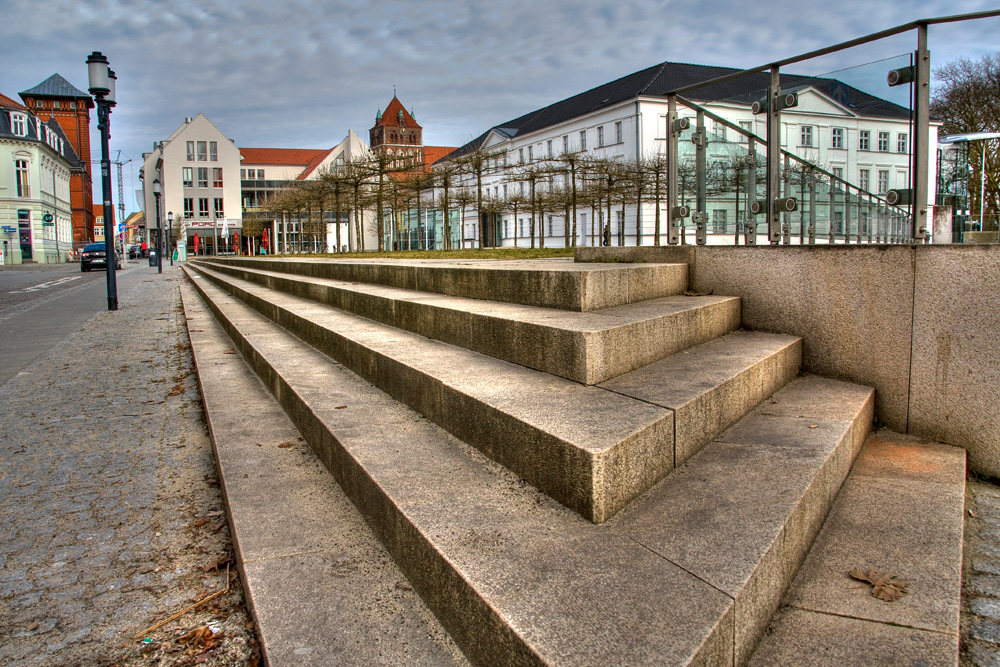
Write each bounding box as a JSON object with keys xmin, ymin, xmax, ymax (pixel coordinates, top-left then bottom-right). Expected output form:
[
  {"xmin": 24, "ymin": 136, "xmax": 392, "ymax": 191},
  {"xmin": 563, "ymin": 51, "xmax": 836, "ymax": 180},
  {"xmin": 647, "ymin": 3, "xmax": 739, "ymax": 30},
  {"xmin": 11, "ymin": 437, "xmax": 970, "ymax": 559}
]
[
  {"xmin": 20, "ymin": 73, "xmax": 91, "ymax": 100},
  {"xmin": 0, "ymin": 106, "xmax": 80, "ymax": 168},
  {"xmin": 441, "ymin": 61, "xmax": 910, "ymax": 162}
]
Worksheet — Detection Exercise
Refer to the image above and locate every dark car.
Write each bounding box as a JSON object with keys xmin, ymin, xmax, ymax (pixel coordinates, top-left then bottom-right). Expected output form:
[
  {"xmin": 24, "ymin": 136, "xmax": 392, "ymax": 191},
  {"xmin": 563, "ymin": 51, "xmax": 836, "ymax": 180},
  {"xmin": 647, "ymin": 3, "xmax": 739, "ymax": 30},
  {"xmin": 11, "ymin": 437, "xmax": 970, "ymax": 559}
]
[{"xmin": 80, "ymin": 243, "xmax": 123, "ymax": 272}]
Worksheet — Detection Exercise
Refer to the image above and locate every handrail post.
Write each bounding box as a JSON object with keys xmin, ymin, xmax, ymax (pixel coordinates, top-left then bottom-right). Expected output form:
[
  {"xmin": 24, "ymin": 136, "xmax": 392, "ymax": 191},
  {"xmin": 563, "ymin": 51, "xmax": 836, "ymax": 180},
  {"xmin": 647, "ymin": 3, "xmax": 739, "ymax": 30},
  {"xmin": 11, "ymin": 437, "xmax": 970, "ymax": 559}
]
[
  {"xmin": 667, "ymin": 94, "xmax": 680, "ymax": 245},
  {"xmin": 913, "ymin": 23, "xmax": 930, "ymax": 242},
  {"xmin": 767, "ymin": 66, "xmax": 782, "ymax": 244},
  {"xmin": 695, "ymin": 109, "xmax": 708, "ymax": 245}
]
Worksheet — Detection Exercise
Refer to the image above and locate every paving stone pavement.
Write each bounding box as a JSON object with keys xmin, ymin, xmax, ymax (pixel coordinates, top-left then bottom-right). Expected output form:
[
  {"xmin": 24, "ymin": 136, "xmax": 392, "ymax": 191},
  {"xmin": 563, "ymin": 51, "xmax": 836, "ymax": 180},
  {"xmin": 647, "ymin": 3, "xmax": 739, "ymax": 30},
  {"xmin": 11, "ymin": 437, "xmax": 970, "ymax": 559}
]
[
  {"xmin": 963, "ymin": 479, "xmax": 1000, "ymax": 666},
  {"xmin": 0, "ymin": 266, "xmax": 257, "ymax": 666}
]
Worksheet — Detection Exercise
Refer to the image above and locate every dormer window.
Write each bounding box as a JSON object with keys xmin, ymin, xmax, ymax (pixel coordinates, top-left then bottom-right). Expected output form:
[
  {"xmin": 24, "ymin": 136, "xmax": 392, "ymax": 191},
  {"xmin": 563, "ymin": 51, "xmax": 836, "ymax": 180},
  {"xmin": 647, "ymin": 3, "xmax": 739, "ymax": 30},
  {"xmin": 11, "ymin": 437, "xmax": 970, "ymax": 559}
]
[
  {"xmin": 10, "ymin": 113, "xmax": 27, "ymax": 137},
  {"xmin": 398, "ymin": 109, "xmax": 404, "ymax": 125}
]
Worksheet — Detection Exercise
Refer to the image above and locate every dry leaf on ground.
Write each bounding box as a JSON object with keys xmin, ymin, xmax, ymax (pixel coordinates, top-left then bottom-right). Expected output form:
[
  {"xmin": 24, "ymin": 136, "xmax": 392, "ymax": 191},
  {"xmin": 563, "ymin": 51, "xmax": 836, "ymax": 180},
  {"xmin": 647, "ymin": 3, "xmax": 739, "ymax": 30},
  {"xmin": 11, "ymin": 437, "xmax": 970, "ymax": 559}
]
[{"xmin": 849, "ymin": 568, "xmax": 909, "ymax": 601}]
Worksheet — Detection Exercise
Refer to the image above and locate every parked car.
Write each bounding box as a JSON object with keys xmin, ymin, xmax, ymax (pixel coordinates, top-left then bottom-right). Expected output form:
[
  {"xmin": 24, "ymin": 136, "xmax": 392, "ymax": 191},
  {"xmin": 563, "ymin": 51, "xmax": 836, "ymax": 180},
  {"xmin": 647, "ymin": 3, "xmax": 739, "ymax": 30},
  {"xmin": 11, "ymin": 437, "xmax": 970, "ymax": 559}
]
[
  {"xmin": 80, "ymin": 243, "xmax": 123, "ymax": 272},
  {"xmin": 128, "ymin": 244, "xmax": 141, "ymax": 259}
]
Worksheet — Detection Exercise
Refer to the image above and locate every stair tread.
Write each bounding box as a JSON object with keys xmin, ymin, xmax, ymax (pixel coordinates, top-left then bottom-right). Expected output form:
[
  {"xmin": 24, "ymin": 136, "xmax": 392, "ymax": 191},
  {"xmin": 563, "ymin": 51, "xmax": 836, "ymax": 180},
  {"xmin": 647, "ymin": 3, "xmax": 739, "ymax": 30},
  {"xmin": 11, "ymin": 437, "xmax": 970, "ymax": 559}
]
[
  {"xmin": 209, "ymin": 256, "xmax": 689, "ymax": 311},
  {"xmin": 748, "ymin": 432, "xmax": 965, "ymax": 666},
  {"xmin": 179, "ymin": 283, "xmax": 468, "ymax": 666},
  {"xmin": 189, "ymin": 264, "xmax": 676, "ymax": 522},
  {"xmin": 185, "ymin": 269, "xmax": 876, "ymax": 665},
  {"xmin": 195, "ymin": 259, "xmax": 738, "ymax": 385}
]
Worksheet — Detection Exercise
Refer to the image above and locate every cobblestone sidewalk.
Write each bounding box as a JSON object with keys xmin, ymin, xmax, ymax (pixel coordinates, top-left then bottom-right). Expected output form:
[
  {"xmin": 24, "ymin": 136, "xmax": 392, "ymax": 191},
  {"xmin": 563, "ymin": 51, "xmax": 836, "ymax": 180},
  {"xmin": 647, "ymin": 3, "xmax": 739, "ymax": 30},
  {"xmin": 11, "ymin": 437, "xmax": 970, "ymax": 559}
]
[
  {"xmin": 964, "ymin": 480, "xmax": 1000, "ymax": 666},
  {"xmin": 0, "ymin": 268, "xmax": 257, "ymax": 666}
]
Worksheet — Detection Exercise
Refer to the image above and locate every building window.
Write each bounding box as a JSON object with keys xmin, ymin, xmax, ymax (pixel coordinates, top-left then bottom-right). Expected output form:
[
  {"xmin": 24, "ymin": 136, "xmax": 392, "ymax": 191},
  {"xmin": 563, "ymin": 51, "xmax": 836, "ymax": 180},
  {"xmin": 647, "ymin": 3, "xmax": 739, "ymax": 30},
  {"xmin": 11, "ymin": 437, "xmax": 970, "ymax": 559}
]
[
  {"xmin": 197, "ymin": 141, "xmax": 207, "ymax": 161},
  {"xmin": 562, "ymin": 135, "xmax": 569, "ymax": 154},
  {"xmin": 859, "ymin": 169, "xmax": 870, "ymax": 192},
  {"xmin": 518, "ymin": 148, "xmax": 524, "ymax": 164},
  {"xmin": 199, "ymin": 198, "xmax": 209, "ymax": 217},
  {"xmin": 257, "ymin": 169, "xmax": 264, "ymax": 179},
  {"xmin": 878, "ymin": 132, "xmax": 890, "ymax": 152},
  {"xmin": 186, "ymin": 141, "xmax": 195, "ymax": 161},
  {"xmin": 15, "ymin": 159, "xmax": 30, "ymax": 197},
  {"xmin": 580, "ymin": 130, "xmax": 587, "ymax": 151},
  {"xmin": 197, "ymin": 167, "xmax": 208, "ymax": 188},
  {"xmin": 183, "ymin": 198, "xmax": 193, "ymax": 219},
  {"xmin": 712, "ymin": 120, "xmax": 726, "ymax": 142},
  {"xmin": 210, "ymin": 141, "xmax": 218, "ymax": 161},
  {"xmin": 831, "ymin": 128, "xmax": 844, "ymax": 149},
  {"xmin": 859, "ymin": 131, "xmax": 870, "ymax": 151},
  {"xmin": 739, "ymin": 120, "xmax": 753, "ymax": 143},
  {"xmin": 547, "ymin": 140, "xmax": 553, "ymax": 158},
  {"xmin": 548, "ymin": 216, "xmax": 553, "ymax": 236},
  {"xmin": 833, "ymin": 210, "xmax": 844, "ymax": 234},
  {"xmin": 214, "ymin": 198, "xmax": 224, "ymax": 218},
  {"xmin": 11, "ymin": 113, "xmax": 27, "ymax": 137},
  {"xmin": 712, "ymin": 209, "xmax": 727, "ymax": 232},
  {"xmin": 615, "ymin": 121, "xmax": 623, "ymax": 144},
  {"xmin": 897, "ymin": 133, "xmax": 908, "ymax": 153},
  {"xmin": 213, "ymin": 168, "xmax": 223, "ymax": 188},
  {"xmin": 833, "ymin": 167, "xmax": 844, "ymax": 190},
  {"xmin": 877, "ymin": 170, "xmax": 888, "ymax": 195},
  {"xmin": 240, "ymin": 168, "xmax": 246, "ymax": 179},
  {"xmin": 182, "ymin": 167, "xmax": 193, "ymax": 188},
  {"xmin": 597, "ymin": 126, "xmax": 605, "ymax": 147},
  {"xmin": 528, "ymin": 146, "xmax": 533, "ymax": 162},
  {"xmin": 800, "ymin": 126, "xmax": 813, "ymax": 147}
]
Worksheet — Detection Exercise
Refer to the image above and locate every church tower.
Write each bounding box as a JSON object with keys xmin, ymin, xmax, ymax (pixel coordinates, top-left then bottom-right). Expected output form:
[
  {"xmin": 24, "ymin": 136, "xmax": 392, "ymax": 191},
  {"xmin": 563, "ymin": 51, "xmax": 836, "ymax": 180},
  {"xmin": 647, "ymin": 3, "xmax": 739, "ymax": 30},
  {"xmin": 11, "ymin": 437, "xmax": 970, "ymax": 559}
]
[
  {"xmin": 369, "ymin": 95, "xmax": 424, "ymax": 170},
  {"xmin": 20, "ymin": 74, "xmax": 96, "ymax": 245}
]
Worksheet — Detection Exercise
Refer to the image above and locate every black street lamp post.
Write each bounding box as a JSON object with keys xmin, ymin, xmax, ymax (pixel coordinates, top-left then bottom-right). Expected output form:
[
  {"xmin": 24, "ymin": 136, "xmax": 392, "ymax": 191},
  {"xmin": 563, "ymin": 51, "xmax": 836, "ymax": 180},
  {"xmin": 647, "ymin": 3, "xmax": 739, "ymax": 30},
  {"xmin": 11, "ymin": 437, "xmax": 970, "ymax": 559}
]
[
  {"xmin": 87, "ymin": 51, "xmax": 118, "ymax": 311},
  {"xmin": 153, "ymin": 179, "xmax": 162, "ymax": 273}
]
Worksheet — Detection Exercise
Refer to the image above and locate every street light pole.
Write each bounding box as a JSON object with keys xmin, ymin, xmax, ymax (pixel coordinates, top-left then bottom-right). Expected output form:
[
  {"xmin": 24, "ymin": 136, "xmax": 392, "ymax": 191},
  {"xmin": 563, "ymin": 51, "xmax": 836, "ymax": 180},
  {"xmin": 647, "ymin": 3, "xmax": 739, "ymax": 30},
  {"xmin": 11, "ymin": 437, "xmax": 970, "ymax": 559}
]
[
  {"xmin": 87, "ymin": 51, "xmax": 118, "ymax": 311},
  {"xmin": 153, "ymin": 179, "xmax": 162, "ymax": 274}
]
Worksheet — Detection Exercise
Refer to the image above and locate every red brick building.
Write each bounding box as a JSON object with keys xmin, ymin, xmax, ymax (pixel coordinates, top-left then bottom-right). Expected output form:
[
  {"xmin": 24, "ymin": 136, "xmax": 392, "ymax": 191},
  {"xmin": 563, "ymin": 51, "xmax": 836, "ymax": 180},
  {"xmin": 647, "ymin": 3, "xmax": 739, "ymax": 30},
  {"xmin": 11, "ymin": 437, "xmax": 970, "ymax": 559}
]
[{"xmin": 20, "ymin": 74, "xmax": 96, "ymax": 247}]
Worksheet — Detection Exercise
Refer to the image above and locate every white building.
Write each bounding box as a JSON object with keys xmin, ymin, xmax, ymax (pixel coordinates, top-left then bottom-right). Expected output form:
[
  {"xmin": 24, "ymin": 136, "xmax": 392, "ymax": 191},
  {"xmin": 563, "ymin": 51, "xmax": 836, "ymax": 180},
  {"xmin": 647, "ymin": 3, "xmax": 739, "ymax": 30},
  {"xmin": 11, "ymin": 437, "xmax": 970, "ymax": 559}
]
[
  {"xmin": 141, "ymin": 114, "xmax": 244, "ymax": 257},
  {"xmin": 438, "ymin": 61, "xmax": 939, "ymax": 247},
  {"xmin": 0, "ymin": 92, "xmax": 75, "ymax": 264}
]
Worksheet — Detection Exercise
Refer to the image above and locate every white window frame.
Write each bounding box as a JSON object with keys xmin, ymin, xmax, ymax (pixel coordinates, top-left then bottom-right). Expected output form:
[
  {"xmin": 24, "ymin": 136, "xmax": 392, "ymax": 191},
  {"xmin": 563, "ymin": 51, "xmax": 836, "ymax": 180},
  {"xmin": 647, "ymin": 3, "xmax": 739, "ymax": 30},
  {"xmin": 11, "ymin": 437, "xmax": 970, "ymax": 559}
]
[
  {"xmin": 800, "ymin": 125, "xmax": 813, "ymax": 147},
  {"xmin": 859, "ymin": 169, "xmax": 870, "ymax": 192},
  {"xmin": 182, "ymin": 167, "xmax": 193, "ymax": 188},
  {"xmin": 831, "ymin": 127, "xmax": 844, "ymax": 149},
  {"xmin": 597, "ymin": 126, "xmax": 605, "ymax": 148},
  {"xmin": 580, "ymin": 130, "xmax": 587, "ymax": 151},
  {"xmin": 15, "ymin": 159, "xmax": 30, "ymax": 197},
  {"xmin": 615, "ymin": 121, "xmax": 623, "ymax": 144},
  {"xmin": 877, "ymin": 170, "xmax": 889, "ymax": 195},
  {"xmin": 197, "ymin": 167, "xmax": 208, "ymax": 188},
  {"xmin": 197, "ymin": 141, "xmax": 208, "ymax": 161},
  {"xmin": 897, "ymin": 133, "xmax": 908, "ymax": 154},
  {"xmin": 209, "ymin": 141, "xmax": 218, "ymax": 161},
  {"xmin": 878, "ymin": 132, "xmax": 890, "ymax": 152},
  {"xmin": 186, "ymin": 141, "xmax": 195, "ymax": 161},
  {"xmin": 859, "ymin": 131, "xmax": 870, "ymax": 151},
  {"xmin": 10, "ymin": 113, "xmax": 27, "ymax": 137}
]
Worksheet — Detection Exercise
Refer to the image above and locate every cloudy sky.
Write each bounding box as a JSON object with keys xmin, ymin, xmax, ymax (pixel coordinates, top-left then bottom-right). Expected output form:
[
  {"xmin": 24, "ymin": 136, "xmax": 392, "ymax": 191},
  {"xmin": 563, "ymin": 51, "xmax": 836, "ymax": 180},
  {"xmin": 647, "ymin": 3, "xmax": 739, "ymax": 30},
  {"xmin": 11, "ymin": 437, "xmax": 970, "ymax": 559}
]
[{"xmin": 2, "ymin": 0, "xmax": 997, "ymax": 213}]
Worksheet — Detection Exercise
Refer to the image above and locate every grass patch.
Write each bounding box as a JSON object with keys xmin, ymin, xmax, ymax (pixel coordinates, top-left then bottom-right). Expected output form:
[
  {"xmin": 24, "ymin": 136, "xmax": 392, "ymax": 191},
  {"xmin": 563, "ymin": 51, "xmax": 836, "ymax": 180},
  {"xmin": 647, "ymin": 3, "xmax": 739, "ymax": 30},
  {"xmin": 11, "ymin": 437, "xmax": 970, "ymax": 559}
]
[{"xmin": 263, "ymin": 247, "xmax": 575, "ymax": 261}]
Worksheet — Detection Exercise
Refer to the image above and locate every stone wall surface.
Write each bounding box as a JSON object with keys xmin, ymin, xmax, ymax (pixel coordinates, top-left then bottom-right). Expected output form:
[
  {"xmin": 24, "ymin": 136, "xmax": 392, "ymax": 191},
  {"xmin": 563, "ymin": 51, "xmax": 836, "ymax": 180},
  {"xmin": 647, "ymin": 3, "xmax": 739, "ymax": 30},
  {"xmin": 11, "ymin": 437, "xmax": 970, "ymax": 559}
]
[
  {"xmin": 909, "ymin": 245, "xmax": 1000, "ymax": 477},
  {"xmin": 576, "ymin": 244, "xmax": 1000, "ymax": 478}
]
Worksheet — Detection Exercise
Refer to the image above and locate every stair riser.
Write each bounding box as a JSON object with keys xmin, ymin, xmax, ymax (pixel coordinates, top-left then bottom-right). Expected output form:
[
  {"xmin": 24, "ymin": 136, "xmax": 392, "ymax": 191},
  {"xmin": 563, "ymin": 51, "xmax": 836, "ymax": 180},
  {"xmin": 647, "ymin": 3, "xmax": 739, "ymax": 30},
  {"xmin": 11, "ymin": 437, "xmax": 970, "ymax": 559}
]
[
  {"xmin": 187, "ymin": 279, "xmax": 546, "ymax": 666},
  {"xmin": 207, "ymin": 257, "xmax": 689, "ymax": 311},
  {"xmin": 673, "ymin": 346, "xmax": 802, "ymax": 468},
  {"xmin": 197, "ymin": 261, "xmax": 734, "ymax": 385},
  {"xmin": 192, "ymin": 267, "xmax": 675, "ymax": 523},
  {"xmin": 732, "ymin": 410, "xmax": 872, "ymax": 666}
]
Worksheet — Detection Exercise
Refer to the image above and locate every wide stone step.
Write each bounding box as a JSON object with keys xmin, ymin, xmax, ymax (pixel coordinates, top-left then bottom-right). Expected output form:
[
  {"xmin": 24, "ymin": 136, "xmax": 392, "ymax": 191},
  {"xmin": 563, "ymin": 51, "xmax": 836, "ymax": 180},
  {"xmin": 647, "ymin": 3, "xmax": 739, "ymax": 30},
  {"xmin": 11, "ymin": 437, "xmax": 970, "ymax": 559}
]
[
  {"xmin": 192, "ymin": 258, "xmax": 740, "ymax": 385},
  {"xmin": 186, "ymin": 264, "xmax": 674, "ymax": 524},
  {"xmin": 184, "ymin": 269, "xmax": 875, "ymax": 666},
  {"xmin": 180, "ymin": 283, "xmax": 469, "ymax": 666},
  {"xmin": 600, "ymin": 330, "xmax": 802, "ymax": 468},
  {"xmin": 747, "ymin": 432, "xmax": 965, "ymax": 666},
  {"xmin": 204, "ymin": 256, "xmax": 689, "ymax": 311}
]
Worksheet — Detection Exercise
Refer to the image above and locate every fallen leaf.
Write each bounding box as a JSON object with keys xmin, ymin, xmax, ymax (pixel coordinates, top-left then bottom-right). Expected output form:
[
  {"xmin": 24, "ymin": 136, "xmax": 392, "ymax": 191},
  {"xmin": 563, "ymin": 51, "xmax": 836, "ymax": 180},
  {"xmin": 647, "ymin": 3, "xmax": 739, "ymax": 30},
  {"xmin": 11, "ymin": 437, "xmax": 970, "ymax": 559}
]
[
  {"xmin": 278, "ymin": 442, "xmax": 295, "ymax": 448},
  {"xmin": 809, "ymin": 424, "xmax": 818, "ymax": 429},
  {"xmin": 223, "ymin": 349, "xmax": 237, "ymax": 355},
  {"xmin": 191, "ymin": 518, "xmax": 208, "ymax": 528},
  {"xmin": 849, "ymin": 568, "xmax": 908, "ymax": 602},
  {"xmin": 335, "ymin": 405, "xmax": 347, "ymax": 409}
]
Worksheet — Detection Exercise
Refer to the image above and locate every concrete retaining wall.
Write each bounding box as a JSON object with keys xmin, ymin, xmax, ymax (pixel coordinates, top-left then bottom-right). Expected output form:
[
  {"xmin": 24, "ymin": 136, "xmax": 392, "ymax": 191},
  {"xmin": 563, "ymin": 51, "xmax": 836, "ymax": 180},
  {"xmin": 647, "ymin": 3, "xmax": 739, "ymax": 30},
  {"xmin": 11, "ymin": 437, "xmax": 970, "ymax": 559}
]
[{"xmin": 578, "ymin": 244, "xmax": 1000, "ymax": 478}]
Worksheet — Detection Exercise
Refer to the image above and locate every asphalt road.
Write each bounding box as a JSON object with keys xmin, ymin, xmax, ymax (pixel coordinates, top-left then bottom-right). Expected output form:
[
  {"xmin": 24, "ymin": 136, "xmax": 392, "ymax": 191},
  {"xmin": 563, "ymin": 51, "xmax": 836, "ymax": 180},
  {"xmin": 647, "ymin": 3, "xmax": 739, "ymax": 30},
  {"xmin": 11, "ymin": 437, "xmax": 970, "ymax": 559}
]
[{"xmin": 0, "ymin": 261, "xmax": 163, "ymax": 385}]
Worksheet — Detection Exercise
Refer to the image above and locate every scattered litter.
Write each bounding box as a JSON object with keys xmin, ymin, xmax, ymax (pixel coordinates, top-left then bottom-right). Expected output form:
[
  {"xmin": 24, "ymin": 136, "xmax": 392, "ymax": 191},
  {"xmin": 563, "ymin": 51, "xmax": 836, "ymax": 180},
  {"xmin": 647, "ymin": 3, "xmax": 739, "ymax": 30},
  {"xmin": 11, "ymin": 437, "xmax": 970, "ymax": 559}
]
[
  {"xmin": 335, "ymin": 405, "xmax": 347, "ymax": 409},
  {"xmin": 849, "ymin": 568, "xmax": 908, "ymax": 602},
  {"xmin": 133, "ymin": 564, "xmax": 230, "ymax": 639},
  {"xmin": 809, "ymin": 425, "xmax": 818, "ymax": 429},
  {"xmin": 223, "ymin": 349, "xmax": 237, "ymax": 355},
  {"xmin": 141, "ymin": 637, "xmax": 154, "ymax": 644}
]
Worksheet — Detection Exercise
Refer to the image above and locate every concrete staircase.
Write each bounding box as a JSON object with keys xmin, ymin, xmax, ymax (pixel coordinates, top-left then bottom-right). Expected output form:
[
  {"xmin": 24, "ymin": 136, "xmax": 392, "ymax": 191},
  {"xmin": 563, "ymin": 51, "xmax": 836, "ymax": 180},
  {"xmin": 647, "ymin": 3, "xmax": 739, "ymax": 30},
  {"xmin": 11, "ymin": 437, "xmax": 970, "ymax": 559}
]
[{"xmin": 180, "ymin": 256, "xmax": 964, "ymax": 666}]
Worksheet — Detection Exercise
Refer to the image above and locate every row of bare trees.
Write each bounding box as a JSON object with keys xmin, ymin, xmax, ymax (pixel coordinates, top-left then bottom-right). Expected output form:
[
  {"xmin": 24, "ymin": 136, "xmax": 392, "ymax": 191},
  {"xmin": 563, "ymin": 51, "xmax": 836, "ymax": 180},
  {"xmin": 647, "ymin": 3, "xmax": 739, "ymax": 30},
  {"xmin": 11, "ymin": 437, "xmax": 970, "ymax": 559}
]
[{"xmin": 246, "ymin": 144, "xmax": 775, "ymax": 252}]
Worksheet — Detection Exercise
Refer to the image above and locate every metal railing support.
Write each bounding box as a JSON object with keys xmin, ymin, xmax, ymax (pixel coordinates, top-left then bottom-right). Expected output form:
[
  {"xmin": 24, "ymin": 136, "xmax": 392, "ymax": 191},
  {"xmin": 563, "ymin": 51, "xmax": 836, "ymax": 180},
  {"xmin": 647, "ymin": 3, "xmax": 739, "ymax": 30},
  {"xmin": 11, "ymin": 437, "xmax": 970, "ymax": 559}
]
[
  {"xmin": 767, "ymin": 67, "xmax": 782, "ymax": 244},
  {"xmin": 695, "ymin": 109, "xmax": 708, "ymax": 245},
  {"xmin": 913, "ymin": 23, "xmax": 931, "ymax": 242},
  {"xmin": 667, "ymin": 95, "xmax": 680, "ymax": 245}
]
